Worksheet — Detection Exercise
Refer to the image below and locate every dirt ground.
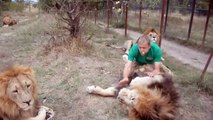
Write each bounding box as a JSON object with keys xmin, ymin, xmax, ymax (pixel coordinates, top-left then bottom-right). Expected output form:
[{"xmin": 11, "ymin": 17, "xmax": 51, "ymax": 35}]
[{"xmin": 0, "ymin": 13, "xmax": 213, "ymax": 120}]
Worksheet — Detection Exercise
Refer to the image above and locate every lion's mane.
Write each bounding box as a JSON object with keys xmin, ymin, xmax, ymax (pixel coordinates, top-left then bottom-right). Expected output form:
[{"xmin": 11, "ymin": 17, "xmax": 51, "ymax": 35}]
[
  {"xmin": 0, "ymin": 65, "xmax": 39, "ymax": 120},
  {"xmin": 119, "ymin": 75, "xmax": 179, "ymax": 120}
]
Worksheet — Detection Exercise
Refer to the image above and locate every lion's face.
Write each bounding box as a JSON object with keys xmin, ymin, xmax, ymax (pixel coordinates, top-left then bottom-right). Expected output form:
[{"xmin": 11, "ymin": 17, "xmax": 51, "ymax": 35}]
[
  {"xmin": 147, "ymin": 31, "xmax": 158, "ymax": 43},
  {"xmin": 117, "ymin": 88, "xmax": 139, "ymax": 107},
  {"xmin": 6, "ymin": 73, "xmax": 35, "ymax": 111}
]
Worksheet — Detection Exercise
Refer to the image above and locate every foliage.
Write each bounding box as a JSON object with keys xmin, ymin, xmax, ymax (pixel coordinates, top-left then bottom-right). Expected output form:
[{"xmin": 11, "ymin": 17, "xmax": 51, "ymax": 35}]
[
  {"xmin": 112, "ymin": 20, "xmax": 125, "ymax": 28},
  {"xmin": 0, "ymin": 0, "xmax": 24, "ymax": 12},
  {"xmin": 0, "ymin": 0, "xmax": 11, "ymax": 11},
  {"xmin": 134, "ymin": 0, "xmax": 161, "ymax": 9},
  {"xmin": 112, "ymin": 0, "xmax": 125, "ymax": 27},
  {"xmin": 196, "ymin": 0, "xmax": 210, "ymax": 10},
  {"xmin": 10, "ymin": 2, "xmax": 25, "ymax": 12},
  {"xmin": 38, "ymin": 0, "xmax": 55, "ymax": 12},
  {"xmin": 55, "ymin": 0, "xmax": 89, "ymax": 38}
]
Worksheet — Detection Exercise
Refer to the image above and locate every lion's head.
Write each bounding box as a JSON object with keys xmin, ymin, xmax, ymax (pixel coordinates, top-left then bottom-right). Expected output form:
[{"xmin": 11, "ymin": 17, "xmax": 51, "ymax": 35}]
[
  {"xmin": 2, "ymin": 15, "xmax": 17, "ymax": 26},
  {"xmin": 117, "ymin": 76, "xmax": 179, "ymax": 120},
  {"xmin": 144, "ymin": 28, "xmax": 160, "ymax": 45},
  {"xmin": 0, "ymin": 65, "xmax": 37, "ymax": 119}
]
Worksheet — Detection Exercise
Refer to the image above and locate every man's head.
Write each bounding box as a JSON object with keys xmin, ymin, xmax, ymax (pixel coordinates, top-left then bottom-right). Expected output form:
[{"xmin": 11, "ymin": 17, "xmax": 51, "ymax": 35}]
[{"xmin": 138, "ymin": 35, "xmax": 151, "ymax": 56}]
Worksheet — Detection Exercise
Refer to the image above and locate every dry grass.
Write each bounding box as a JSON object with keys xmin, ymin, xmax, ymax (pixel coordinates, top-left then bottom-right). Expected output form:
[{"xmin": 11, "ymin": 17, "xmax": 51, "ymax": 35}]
[
  {"xmin": 1, "ymin": 12, "xmax": 213, "ymax": 120},
  {"xmin": 124, "ymin": 10, "xmax": 213, "ymax": 53},
  {"xmin": 163, "ymin": 53, "xmax": 213, "ymax": 94}
]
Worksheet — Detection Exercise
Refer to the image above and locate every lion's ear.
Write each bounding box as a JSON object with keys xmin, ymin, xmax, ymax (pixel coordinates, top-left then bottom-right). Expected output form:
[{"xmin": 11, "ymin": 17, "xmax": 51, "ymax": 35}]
[
  {"xmin": 0, "ymin": 77, "xmax": 8, "ymax": 97},
  {"xmin": 23, "ymin": 68, "xmax": 34, "ymax": 76}
]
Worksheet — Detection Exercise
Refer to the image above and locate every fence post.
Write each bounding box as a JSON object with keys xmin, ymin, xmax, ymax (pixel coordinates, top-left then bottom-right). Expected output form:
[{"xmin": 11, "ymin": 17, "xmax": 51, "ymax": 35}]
[
  {"xmin": 95, "ymin": 8, "xmax": 97, "ymax": 24},
  {"xmin": 187, "ymin": 0, "xmax": 196, "ymax": 41},
  {"xmin": 200, "ymin": 49, "xmax": 213, "ymax": 81},
  {"xmin": 139, "ymin": 1, "xmax": 142, "ymax": 29},
  {"xmin": 159, "ymin": 0, "xmax": 166, "ymax": 47},
  {"xmin": 164, "ymin": 0, "xmax": 169, "ymax": 33},
  {"xmin": 107, "ymin": 0, "xmax": 110, "ymax": 28},
  {"xmin": 202, "ymin": 0, "xmax": 213, "ymax": 46},
  {"xmin": 125, "ymin": 0, "xmax": 128, "ymax": 37}
]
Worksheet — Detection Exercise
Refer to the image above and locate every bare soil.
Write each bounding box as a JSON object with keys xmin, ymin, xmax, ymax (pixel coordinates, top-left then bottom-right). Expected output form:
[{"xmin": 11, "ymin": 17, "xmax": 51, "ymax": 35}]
[{"xmin": 0, "ymin": 13, "xmax": 213, "ymax": 120}]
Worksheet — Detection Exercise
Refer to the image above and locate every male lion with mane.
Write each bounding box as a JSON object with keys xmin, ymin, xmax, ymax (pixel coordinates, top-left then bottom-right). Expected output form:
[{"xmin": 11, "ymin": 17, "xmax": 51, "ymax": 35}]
[
  {"xmin": 0, "ymin": 65, "xmax": 54, "ymax": 120},
  {"xmin": 87, "ymin": 64, "xmax": 179, "ymax": 120}
]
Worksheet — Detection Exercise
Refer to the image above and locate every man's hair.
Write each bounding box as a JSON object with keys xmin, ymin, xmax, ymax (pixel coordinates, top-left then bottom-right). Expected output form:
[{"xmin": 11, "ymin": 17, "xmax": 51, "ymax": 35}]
[{"xmin": 137, "ymin": 35, "xmax": 151, "ymax": 45}]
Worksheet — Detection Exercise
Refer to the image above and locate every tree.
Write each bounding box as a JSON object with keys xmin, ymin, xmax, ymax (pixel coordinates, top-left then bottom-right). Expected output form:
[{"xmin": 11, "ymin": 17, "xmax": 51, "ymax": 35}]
[
  {"xmin": 0, "ymin": 0, "xmax": 12, "ymax": 11},
  {"xmin": 38, "ymin": 0, "xmax": 55, "ymax": 12},
  {"xmin": 55, "ymin": 0, "xmax": 89, "ymax": 38}
]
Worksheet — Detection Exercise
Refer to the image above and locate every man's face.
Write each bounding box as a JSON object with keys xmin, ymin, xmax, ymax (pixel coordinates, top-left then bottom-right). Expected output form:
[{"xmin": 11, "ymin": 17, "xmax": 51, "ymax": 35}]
[{"xmin": 138, "ymin": 41, "xmax": 150, "ymax": 56}]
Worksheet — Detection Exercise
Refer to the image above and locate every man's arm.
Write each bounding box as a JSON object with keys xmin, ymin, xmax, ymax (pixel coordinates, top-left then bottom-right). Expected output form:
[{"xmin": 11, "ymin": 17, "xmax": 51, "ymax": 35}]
[
  {"xmin": 146, "ymin": 62, "xmax": 161, "ymax": 77},
  {"xmin": 118, "ymin": 61, "xmax": 133, "ymax": 86},
  {"xmin": 153, "ymin": 62, "xmax": 161, "ymax": 73}
]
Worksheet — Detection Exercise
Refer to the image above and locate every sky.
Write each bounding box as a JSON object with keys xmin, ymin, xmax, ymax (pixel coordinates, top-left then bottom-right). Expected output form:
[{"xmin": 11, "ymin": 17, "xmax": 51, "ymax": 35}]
[
  {"xmin": 12, "ymin": 0, "xmax": 38, "ymax": 2},
  {"xmin": 31, "ymin": 0, "xmax": 38, "ymax": 2}
]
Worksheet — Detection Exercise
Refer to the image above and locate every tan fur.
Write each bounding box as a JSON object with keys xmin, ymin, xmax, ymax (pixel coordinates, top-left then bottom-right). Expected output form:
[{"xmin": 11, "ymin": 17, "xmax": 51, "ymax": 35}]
[
  {"xmin": 144, "ymin": 28, "xmax": 160, "ymax": 45},
  {"xmin": 106, "ymin": 28, "xmax": 160, "ymax": 55},
  {"xmin": 87, "ymin": 64, "xmax": 178, "ymax": 120},
  {"xmin": 118, "ymin": 86, "xmax": 177, "ymax": 120},
  {"xmin": 0, "ymin": 65, "xmax": 54, "ymax": 120},
  {"xmin": 87, "ymin": 64, "xmax": 172, "ymax": 97},
  {"xmin": 2, "ymin": 15, "xmax": 17, "ymax": 26}
]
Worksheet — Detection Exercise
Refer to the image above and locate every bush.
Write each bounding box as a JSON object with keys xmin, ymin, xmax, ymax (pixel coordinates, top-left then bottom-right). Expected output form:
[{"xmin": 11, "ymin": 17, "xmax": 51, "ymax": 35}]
[
  {"xmin": 9, "ymin": 2, "xmax": 25, "ymax": 12},
  {"xmin": 0, "ymin": 1, "xmax": 25, "ymax": 12},
  {"xmin": 112, "ymin": 21, "xmax": 125, "ymax": 28}
]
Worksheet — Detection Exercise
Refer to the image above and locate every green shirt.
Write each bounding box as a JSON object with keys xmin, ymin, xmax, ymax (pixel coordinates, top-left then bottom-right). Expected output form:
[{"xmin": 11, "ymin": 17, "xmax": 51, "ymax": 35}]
[{"xmin": 128, "ymin": 42, "xmax": 162, "ymax": 64}]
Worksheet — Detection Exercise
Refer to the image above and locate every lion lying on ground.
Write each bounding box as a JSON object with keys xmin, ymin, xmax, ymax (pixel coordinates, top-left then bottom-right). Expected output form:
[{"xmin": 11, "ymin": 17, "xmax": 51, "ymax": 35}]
[
  {"xmin": 87, "ymin": 64, "xmax": 179, "ymax": 120},
  {"xmin": 2, "ymin": 15, "xmax": 17, "ymax": 27},
  {"xmin": 0, "ymin": 65, "xmax": 54, "ymax": 120}
]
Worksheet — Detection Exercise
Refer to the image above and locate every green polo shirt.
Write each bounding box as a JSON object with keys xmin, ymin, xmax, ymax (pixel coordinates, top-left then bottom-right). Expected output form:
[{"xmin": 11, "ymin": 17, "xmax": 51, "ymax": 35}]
[{"xmin": 128, "ymin": 42, "xmax": 162, "ymax": 64}]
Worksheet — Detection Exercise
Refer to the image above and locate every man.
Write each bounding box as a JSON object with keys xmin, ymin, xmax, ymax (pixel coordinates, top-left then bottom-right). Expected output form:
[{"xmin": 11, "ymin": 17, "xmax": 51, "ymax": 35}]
[{"xmin": 118, "ymin": 35, "xmax": 162, "ymax": 86}]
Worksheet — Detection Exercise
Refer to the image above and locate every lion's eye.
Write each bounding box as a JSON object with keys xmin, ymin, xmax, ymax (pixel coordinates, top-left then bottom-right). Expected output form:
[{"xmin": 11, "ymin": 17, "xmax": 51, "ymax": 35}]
[
  {"xmin": 131, "ymin": 97, "xmax": 135, "ymax": 100},
  {"xmin": 13, "ymin": 90, "xmax": 18, "ymax": 93},
  {"xmin": 26, "ymin": 84, "xmax": 31, "ymax": 88}
]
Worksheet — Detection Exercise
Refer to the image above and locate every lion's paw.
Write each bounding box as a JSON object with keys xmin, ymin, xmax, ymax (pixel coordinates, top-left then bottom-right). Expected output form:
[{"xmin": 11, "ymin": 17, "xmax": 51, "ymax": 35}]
[
  {"xmin": 87, "ymin": 85, "xmax": 96, "ymax": 93},
  {"xmin": 122, "ymin": 54, "xmax": 128, "ymax": 62},
  {"xmin": 40, "ymin": 106, "xmax": 55, "ymax": 120}
]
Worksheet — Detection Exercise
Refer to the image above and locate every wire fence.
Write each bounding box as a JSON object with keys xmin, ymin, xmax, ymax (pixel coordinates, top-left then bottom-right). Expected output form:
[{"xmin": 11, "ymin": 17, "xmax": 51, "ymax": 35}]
[{"xmin": 90, "ymin": 0, "xmax": 213, "ymax": 53}]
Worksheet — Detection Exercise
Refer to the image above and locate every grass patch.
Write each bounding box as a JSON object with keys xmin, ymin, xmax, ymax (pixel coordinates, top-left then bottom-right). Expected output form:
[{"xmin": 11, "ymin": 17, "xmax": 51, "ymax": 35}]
[{"xmin": 163, "ymin": 54, "xmax": 213, "ymax": 94}]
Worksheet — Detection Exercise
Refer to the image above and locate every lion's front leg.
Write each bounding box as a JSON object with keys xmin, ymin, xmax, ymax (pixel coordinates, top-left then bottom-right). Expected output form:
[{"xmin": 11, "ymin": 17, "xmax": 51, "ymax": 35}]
[
  {"xmin": 26, "ymin": 106, "xmax": 54, "ymax": 120},
  {"xmin": 87, "ymin": 85, "xmax": 117, "ymax": 97}
]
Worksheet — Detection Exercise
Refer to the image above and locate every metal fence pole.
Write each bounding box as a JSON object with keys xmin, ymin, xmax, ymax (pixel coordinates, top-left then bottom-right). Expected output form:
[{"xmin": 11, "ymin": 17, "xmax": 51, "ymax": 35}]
[
  {"xmin": 200, "ymin": 49, "xmax": 213, "ymax": 81},
  {"xmin": 187, "ymin": 0, "xmax": 196, "ymax": 41},
  {"xmin": 159, "ymin": 0, "xmax": 166, "ymax": 47},
  {"xmin": 202, "ymin": 0, "xmax": 213, "ymax": 46},
  {"xmin": 125, "ymin": 0, "xmax": 128, "ymax": 37},
  {"xmin": 95, "ymin": 8, "xmax": 97, "ymax": 24},
  {"xmin": 107, "ymin": 0, "xmax": 109, "ymax": 28},
  {"xmin": 139, "ymin": 1, "xmax": 142, "ymax": 29},
  {"xmin": 164, "ymin": 0, "xmax": 170, "ymax": 33}
]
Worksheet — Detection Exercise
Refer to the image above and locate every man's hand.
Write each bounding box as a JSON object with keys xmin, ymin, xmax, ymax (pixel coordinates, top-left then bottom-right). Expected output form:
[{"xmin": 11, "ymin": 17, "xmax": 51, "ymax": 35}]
[
  {"xmin": 116, "ymin": 78, "xmax": 129, "ymax": 88},
  {"xmin": 146, "ymin": 71, "xmax": 159, "ymax": 77}
]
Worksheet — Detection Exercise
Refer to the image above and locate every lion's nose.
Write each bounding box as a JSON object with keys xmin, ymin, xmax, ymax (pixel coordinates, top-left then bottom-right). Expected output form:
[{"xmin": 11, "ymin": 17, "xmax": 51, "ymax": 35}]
[
  {"xmin": 24, "ymin": 100, "xmax": 31, "ymax": 105},
  {"xmin": 117, "ymin": 97, "xmax": 123, "ymax": 102}
]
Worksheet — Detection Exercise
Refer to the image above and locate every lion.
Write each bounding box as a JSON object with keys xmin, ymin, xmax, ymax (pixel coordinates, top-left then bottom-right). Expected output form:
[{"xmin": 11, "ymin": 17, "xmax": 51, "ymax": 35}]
[
  {"xmin": 87, "ymin": 64, "xmax": 179, "ymax": 120},
  {"xmin": 2, "ymin": 15, "xmax": 17, "ymax": 27},
  {"xmin": 105, "ymin": 28, "xmax": 161, "ymax": 62},
  {"xmin": 0, "ymin": 65, "xmax": 54, "ymax": 120},
  {"xmin": 117, "ymin": 75, "xmax": 179, "ymax": 120},
  {"xmin": 106, "ymin": 28, "xmax": 160, "ymax": 54}
]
